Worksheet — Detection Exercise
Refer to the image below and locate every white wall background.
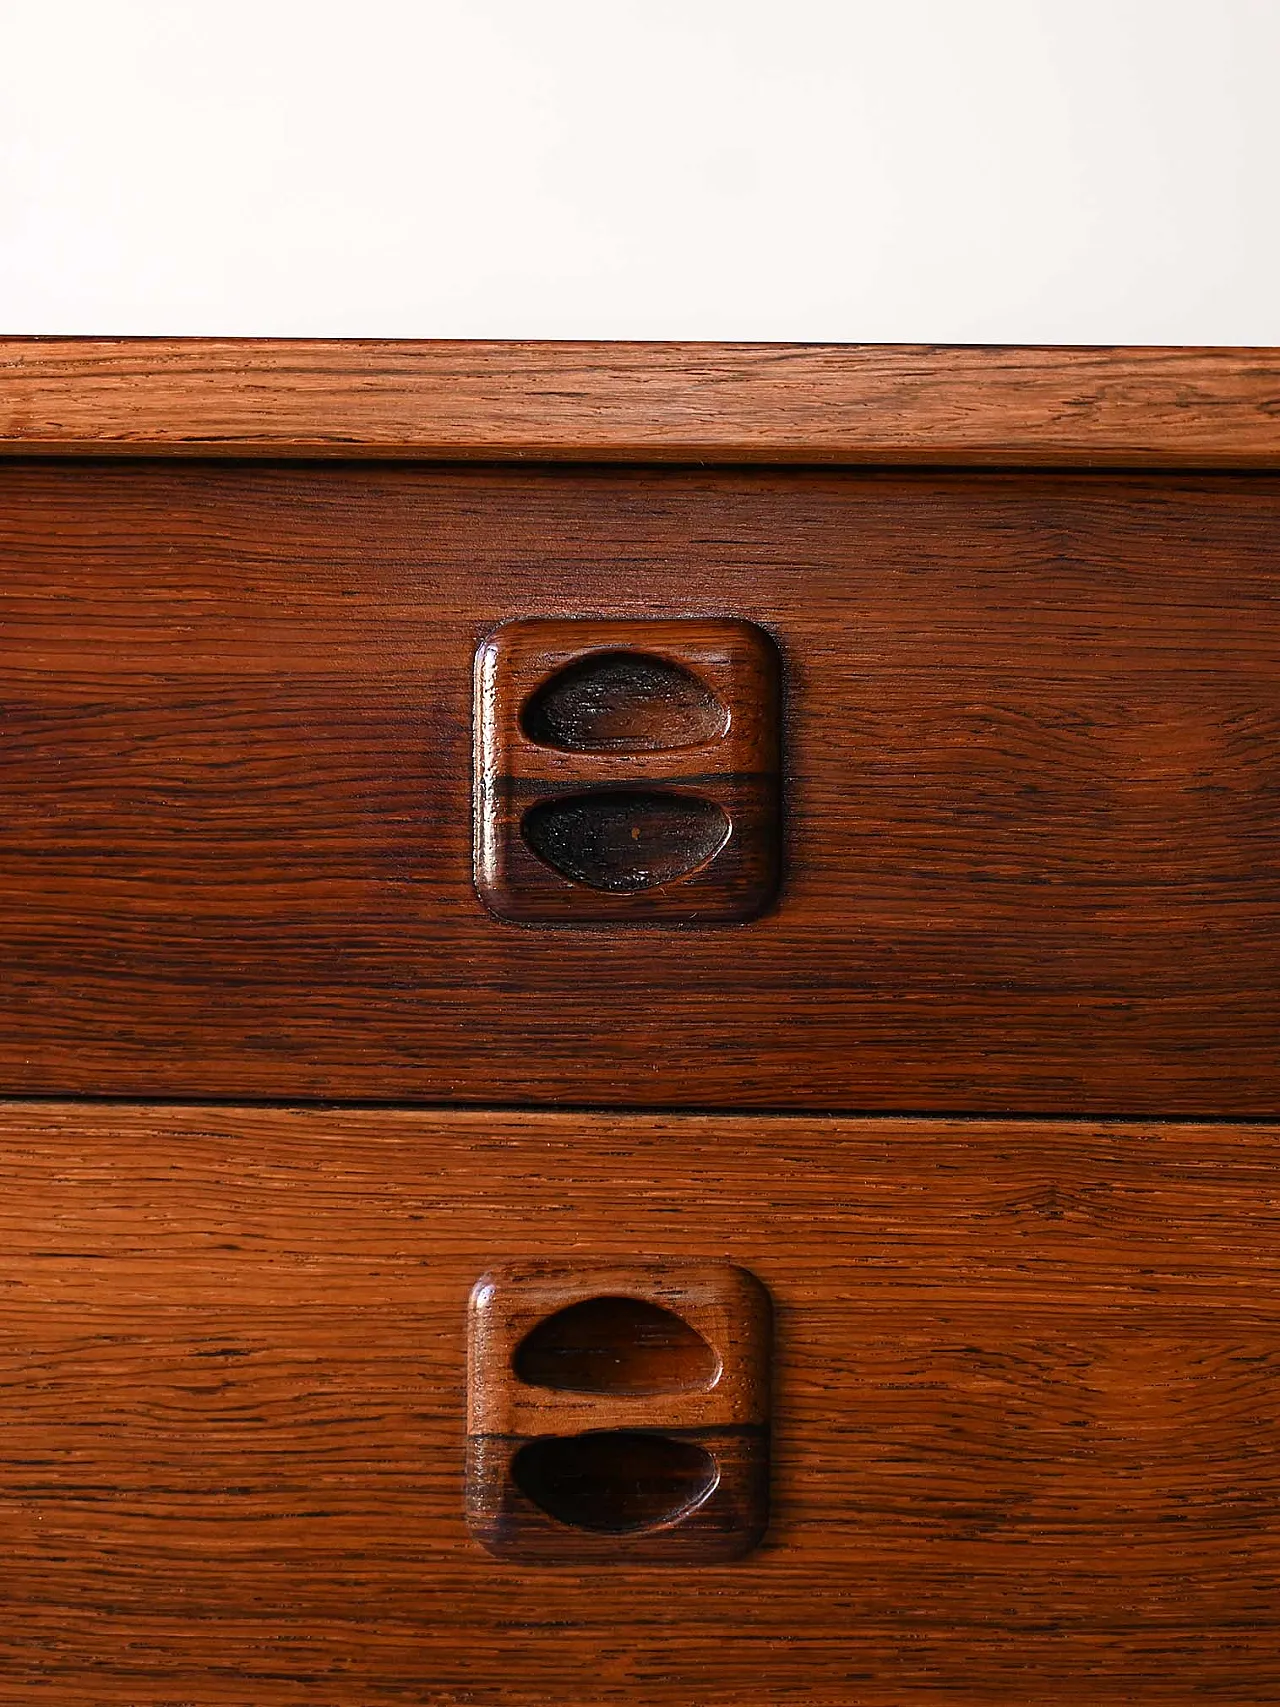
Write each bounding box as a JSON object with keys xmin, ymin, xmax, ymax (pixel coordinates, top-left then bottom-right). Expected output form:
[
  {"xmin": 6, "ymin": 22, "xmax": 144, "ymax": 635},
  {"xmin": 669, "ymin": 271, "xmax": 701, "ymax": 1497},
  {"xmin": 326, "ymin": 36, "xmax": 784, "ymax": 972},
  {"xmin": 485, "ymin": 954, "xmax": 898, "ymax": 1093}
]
[{"xmin": 1, "ymin": 0, "xmax": 1276, "ymax": 343}]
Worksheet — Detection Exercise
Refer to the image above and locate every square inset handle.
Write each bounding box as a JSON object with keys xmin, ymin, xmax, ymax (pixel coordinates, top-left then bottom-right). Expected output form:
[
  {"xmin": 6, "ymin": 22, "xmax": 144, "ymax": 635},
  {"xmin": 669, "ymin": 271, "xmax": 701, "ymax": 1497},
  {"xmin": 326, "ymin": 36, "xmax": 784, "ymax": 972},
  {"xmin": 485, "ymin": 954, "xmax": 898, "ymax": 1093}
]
[
  {"xmin": 466, "ymin": 1263, "xmax": 772, "ymax": 1562},
  {"xmin": 473, "ymin": 619, "xmax": 781, "ymax": 923}
]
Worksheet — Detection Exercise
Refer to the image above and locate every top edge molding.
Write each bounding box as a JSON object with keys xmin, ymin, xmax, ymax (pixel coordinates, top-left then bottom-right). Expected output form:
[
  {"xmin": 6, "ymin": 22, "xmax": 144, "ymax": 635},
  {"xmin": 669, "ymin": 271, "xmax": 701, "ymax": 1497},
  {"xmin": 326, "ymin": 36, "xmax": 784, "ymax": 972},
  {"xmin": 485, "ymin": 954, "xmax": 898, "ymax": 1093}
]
[{"xmin": 0, "ymin": 338, "xmax": 1277, "ymax": 467}]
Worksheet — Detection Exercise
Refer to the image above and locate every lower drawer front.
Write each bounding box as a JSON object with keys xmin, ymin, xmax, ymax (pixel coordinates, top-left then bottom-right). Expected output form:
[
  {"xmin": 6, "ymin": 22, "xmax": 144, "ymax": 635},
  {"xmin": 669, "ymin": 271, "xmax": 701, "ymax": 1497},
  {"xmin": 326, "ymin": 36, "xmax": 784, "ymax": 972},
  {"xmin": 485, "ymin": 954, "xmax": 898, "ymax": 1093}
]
[{"xmin": 2, "ymin": 1105, "xmax": 1278, "ymax": 1705}]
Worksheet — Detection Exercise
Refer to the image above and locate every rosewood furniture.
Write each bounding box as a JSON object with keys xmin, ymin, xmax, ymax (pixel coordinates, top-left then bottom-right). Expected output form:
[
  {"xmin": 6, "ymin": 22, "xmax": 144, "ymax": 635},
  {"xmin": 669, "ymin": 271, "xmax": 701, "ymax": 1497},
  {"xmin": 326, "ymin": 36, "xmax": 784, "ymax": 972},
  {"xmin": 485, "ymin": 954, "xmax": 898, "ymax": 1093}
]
[{"xmin": 0, "ymin": 340, "xmax": 1278, "ymax": 1704}]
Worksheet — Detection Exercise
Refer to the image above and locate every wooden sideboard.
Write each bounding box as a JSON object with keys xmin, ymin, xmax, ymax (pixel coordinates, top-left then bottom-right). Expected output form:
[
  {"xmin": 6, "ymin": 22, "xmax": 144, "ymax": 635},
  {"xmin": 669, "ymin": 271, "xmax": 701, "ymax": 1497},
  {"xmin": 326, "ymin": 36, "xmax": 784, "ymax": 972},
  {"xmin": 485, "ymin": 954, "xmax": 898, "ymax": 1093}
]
[{"xmin": 1, "ymin": 340, "xmax": 1278, "ymax": 1704}]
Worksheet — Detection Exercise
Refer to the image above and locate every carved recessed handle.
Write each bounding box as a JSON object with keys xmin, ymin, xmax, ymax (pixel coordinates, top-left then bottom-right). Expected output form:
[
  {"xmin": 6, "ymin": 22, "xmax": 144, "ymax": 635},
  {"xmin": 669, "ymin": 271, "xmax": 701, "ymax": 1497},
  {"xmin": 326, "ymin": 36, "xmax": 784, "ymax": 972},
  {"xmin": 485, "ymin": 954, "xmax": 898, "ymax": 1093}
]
[
  {"xmin": 512, "ymin": 1294, "xmax": 722, "ymax": 1394},
  {"xmin": 520, "ymin": 650, "xmax": 730, "ymax": 752},
  {"xmin": 466, "ymin": 1263, "xmax": 772, "ymax": 1562},
  {"xmin": 473, "ymin": 618, "xmax": 781, "ymax": 923},
  {"xmin": 509, "ymin": 1430, "xmax": 720, "ymax": 1535},
  {"xmin": 521, "ymin": 789, "xmax": 732, "ymax": 892}
]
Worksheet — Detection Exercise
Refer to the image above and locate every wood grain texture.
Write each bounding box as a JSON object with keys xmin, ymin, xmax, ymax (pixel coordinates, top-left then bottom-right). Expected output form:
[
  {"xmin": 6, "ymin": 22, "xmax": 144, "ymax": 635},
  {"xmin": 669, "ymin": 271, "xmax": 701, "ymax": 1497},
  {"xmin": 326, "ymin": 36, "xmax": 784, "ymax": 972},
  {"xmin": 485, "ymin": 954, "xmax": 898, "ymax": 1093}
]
[
  {"xmin": 1, "ymin": 1103, "xmax": 1279, "ymax": 1702},
  {"xmin": 3, "ymin": 460, "xmax": 1279, "ymax": 1112},
  {"xmin": 0, "ymin": 339, "xmax": 1277, "ymax": 465}
]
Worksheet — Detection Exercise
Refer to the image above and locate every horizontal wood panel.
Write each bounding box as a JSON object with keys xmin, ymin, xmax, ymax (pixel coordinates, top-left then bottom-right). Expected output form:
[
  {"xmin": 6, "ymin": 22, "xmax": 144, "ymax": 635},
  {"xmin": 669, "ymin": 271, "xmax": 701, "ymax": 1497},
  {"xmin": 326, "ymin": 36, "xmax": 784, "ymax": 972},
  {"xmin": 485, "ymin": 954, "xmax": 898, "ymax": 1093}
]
[
  {"xmin": 0, "ymin": 1104, "xmax": 1278, "ymax": 1703},
  {"xmin": 3, "ymin": 461, "xmax": 1280, "ymax": 1111},
  {"xmin": 1, "ymin": 339, "xmax": 1278, "ymax": 465}
]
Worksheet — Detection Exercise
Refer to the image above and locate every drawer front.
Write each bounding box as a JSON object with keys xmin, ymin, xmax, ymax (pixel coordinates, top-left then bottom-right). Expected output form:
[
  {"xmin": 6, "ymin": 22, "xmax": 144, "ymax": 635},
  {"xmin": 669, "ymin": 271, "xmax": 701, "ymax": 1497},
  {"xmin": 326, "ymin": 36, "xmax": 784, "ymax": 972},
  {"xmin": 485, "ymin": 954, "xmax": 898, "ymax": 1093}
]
[
  {"xmin": 3, "ymin": 461, "xmax": 1280, "ymax": 1112},
  {"xmin": 0, "ymin": 1104, "xmax": 1277, "ymax": 1704}
]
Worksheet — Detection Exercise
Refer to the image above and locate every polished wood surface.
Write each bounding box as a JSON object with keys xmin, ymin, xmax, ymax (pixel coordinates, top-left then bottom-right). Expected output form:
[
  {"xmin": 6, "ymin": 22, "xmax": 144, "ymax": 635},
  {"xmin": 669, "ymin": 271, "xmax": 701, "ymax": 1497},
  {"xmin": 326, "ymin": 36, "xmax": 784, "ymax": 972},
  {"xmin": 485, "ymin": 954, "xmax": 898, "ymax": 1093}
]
[
  {"xmin": 1, "ymin": 1103, "xmax": 1278, "ymax": 1703},
  {"xmin": 3, "ymin": 460, "xmax": 1279, "ymax": 1112},
  {"xmin": 1, "ymin": 339, "xmax": 1278, "ymax": 465}
]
